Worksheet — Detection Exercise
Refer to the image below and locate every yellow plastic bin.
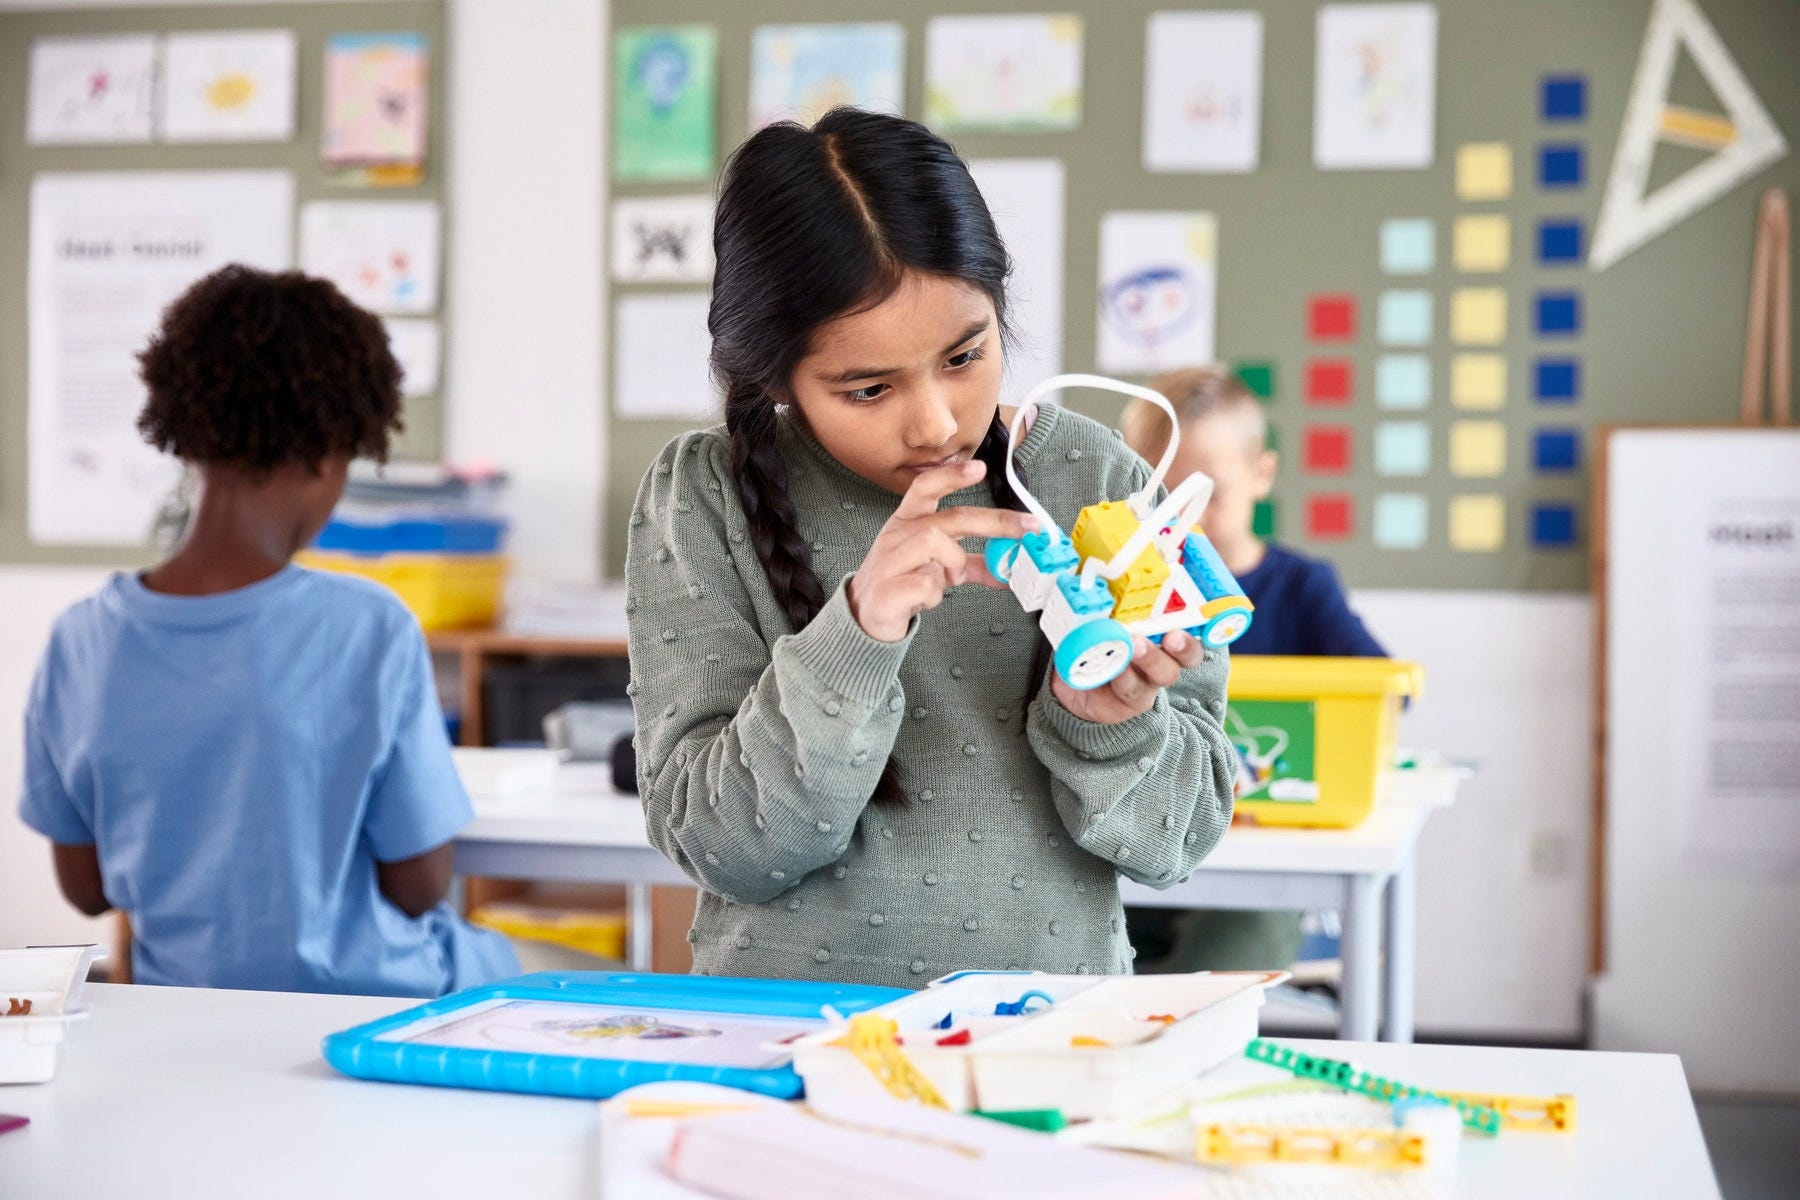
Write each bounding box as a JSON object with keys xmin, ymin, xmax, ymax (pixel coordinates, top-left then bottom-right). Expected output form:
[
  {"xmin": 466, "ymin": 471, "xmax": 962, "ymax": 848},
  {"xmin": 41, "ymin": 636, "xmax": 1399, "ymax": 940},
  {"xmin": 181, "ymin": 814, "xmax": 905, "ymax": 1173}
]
[
  {"xmin": 469, "ymin": 904, "xmax": 628, "ymax": 962},
  {"xmin": 297, "ymin": 551, "xmax": 507, "ymax": 631},
  {"xmin": 1225, "ymin": 656, "xmax": 1423, "ymax": 829}
]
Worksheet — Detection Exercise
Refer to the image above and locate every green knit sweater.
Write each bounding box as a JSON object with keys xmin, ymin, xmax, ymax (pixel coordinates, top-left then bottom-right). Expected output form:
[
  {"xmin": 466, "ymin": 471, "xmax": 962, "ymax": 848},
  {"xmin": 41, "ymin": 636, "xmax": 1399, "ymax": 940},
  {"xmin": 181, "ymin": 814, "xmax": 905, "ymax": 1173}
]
[{"xmin": 624, "ymin": 404, "xmax": 1235, "ymax": 989}]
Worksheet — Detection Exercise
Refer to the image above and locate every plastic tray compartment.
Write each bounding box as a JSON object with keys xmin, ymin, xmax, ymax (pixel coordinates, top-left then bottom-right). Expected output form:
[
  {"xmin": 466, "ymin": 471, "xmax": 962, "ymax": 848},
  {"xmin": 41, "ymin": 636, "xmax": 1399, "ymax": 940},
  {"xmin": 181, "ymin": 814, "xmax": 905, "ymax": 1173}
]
[{"xmin": 0, "ymin": 945, "xmax": 107, "ymax": 1084}]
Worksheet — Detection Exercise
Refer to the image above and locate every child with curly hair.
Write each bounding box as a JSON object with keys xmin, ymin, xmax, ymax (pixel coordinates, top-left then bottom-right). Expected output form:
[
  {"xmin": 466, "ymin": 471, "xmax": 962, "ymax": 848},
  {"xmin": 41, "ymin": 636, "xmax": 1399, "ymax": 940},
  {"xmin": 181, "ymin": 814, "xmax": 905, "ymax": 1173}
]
[{"xmin": 18, "ymin": 265, "xmax": 517, "ymax": 997}]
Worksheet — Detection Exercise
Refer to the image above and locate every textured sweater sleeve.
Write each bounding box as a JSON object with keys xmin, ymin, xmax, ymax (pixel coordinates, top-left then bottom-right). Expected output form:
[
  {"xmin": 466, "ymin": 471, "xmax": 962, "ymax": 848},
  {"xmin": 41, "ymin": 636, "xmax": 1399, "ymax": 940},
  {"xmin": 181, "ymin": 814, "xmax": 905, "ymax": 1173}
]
[
  {"xmin": 1023, "ymin": 448, "xmax": 1237, "ymax": 888},
  {"xmin": 625, "ymin": 433, "xmax": 912, "ymax": 904}
]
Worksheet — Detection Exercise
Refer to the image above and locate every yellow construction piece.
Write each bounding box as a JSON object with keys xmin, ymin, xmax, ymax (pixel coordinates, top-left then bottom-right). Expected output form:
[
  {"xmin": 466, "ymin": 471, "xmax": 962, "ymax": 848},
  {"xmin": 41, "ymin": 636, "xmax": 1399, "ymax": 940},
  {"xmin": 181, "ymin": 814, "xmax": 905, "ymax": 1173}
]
[
  {"xmin": 1658, "ymin": 105, "xmax": 1736, "ymax": 150},
  {"xmin": 1196, "ymin": 1123, "xmax": 1429, "ymax": 1170},
  {"xmin": 840, "ymin": 1015, "xmax": 950, "ymax": 1109},
  {"xmin": 1437, "ymin": 1090, "xmax": 1577, "ymax": 1133},
  {"xmin": 1071, "ymin": 501, "xmax": 1168, "ymax": 622}
]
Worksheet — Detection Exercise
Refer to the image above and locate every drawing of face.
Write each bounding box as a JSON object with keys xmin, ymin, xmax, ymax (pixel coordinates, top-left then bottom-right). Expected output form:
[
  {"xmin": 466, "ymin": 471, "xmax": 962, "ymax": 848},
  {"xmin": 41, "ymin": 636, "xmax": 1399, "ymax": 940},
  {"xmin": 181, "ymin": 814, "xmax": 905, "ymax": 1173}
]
[
  {"xmin": 1101, "ymin": 266, "xmax": 1199, "ymax": 349},
  {"xmin": 635, "ymin": 37, "xmax": 692, "ymax": 115}
]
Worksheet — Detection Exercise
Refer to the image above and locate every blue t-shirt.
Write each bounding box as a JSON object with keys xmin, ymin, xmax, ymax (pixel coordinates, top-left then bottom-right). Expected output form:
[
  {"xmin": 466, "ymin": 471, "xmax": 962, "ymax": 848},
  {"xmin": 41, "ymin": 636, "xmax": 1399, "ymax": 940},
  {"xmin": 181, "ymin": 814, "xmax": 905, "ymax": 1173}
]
[
  {"xmin": 19, "ymin": 565, "xmax": 517, "ymax": 998},
  {"xmin": 1233, "ymin": 543, "xmax": 1388, "ymax": 658}
]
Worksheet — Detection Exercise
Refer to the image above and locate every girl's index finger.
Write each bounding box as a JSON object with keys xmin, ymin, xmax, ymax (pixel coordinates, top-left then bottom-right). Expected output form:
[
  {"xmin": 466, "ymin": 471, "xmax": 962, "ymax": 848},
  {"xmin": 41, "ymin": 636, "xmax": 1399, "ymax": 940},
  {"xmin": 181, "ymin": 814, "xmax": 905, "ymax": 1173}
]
[
  {"xmin": 894, "ymin": 459, "xmax": 987, "ymax": 519},
  {"xmin": 931, "ymin": 506, "xmax": 1039, "ymax": 542}
]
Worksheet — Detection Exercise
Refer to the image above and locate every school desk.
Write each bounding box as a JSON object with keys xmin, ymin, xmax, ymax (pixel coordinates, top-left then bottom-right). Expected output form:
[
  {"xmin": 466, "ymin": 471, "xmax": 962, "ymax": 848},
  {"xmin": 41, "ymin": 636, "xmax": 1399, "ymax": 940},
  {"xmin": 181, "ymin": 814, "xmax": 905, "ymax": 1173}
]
[
  {"xmin": 453, "ymin": 754, "xmax": 1466, "ymax": 1043},
  {"xmin": 0, "ymin": 982, "xmax": 1719, "ymax": 1199}
]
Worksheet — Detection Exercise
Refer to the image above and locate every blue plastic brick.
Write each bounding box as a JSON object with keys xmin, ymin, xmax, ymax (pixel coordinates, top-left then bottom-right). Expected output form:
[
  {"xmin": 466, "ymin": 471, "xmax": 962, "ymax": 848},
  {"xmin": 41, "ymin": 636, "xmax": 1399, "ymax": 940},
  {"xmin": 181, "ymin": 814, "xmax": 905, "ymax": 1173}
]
[
  {"xmin": 1535, "ymin": 292, "xmax": 1582, "ymax": 335},
  {"xmin": 1538, "ymin": 144, "xmax": 1584, "ymax": 188},
  {"xmin": 1056, "ymin": 572, "xmax": 1115, "ymax": 616},
  {"xmin": 1534, "ymin": 359, "xmax": 1580, "ymax": 403},
  {"xmin": 1533, "ymin": 428, "xmax": 1581, "ymax": 472},
  {"xmin": 1022, "ymin": 529, "xmax": 1078, "ymax": 573},
  {"xmin": 1538, "ymin": 220, "xmax": 1583, "ymax": 264},
  {"xmin": 1542, "ymin": 75, "xmax": 1587, "ymax": 121},
  {"xmin": 1531, "ymin": 503, "xmax": 1578, "ymax": 547}
]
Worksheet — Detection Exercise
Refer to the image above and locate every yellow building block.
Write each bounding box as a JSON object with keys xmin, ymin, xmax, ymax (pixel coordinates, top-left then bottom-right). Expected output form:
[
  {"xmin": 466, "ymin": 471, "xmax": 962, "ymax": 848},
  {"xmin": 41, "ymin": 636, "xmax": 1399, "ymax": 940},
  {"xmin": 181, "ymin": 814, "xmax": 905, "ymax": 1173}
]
[{"xmin": 1071, "ymin": 501, "xmax": 1169, "ymax": 623}]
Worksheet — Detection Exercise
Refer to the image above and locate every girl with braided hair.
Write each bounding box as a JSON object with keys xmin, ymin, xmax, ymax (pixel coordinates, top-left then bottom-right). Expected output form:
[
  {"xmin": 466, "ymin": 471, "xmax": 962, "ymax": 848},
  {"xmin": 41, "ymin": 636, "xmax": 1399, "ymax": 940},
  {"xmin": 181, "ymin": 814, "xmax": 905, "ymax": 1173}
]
[{"xmin": 626, "ymin": 109, "xmax": 1235, "ymax": 988}]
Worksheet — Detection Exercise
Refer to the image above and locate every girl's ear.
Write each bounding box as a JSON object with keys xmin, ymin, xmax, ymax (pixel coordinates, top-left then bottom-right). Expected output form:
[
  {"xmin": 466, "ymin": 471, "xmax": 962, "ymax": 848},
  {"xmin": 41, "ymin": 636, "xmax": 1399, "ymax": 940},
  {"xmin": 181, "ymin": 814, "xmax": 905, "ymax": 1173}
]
[{"xmin": 1251, "ymin": 449, "xmax": 1279, "ymax": 500}]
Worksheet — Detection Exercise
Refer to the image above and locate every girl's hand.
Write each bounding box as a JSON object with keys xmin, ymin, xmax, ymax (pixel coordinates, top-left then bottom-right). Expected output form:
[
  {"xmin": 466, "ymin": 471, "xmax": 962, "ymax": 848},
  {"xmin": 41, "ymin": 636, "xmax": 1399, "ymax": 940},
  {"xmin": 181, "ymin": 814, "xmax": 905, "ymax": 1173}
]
[
  {"xmin": 847, "ymin": 460, "xmax": 1039, "ymax": 643},
  {"xmin": 1050, "ymin": 628, "xmax": 1207, "ymax": 725}
]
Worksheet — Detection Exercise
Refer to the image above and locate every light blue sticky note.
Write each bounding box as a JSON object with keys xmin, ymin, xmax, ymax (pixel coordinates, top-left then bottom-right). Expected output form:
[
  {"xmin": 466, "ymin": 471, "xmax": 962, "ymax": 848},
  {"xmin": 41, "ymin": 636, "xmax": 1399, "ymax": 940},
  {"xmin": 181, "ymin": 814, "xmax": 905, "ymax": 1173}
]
[
  {"xmin": 1380, "ymin": 219, "xmax": 1435, "ymax": 274},
  {"xmin": 1379, "ymin": 290, "xmax": 1434, "ymax": 346},
  {"xmin": 1373, "ymin": 493, "xmax": 1429, "ymax": 549},
  {"xmin": 1376, "ymin": 354, "xmax": 1431, "ymax": 409},
  {"xmin": 1374, "ymin": 421, "xmax": 1432, "ymax": 477}
]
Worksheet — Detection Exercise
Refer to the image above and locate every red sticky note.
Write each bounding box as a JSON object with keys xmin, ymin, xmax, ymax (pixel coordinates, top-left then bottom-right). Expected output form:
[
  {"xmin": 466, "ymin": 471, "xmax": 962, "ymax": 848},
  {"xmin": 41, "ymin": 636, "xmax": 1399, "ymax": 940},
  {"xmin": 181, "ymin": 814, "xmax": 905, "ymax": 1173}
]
[
  {"xmin": 1305, "ymin": 359, "xmax": 1354, "ymax": 405},
  {"xmin": 1309, "ymin": 294, "xmax": 1358, "ymax": 340},
  {"xmin": 1306, "ymin": 494, "xmax": 1354, "ymax": 541},
  {"xmin": 1303, "ymin": 426, "xmax": 1352, "ymax": 473}
]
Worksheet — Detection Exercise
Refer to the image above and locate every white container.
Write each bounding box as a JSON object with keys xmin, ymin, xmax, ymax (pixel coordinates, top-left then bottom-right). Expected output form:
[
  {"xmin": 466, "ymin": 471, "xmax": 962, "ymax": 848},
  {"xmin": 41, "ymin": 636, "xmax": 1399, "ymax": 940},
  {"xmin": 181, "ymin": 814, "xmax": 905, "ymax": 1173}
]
[
  {"xmin": 790, "ymin": 969, "xmax": 1283, "ymax": 1120},
  {"xmin": 0, "ymin": 944, "xmax": 107, "ymax": 1084}
]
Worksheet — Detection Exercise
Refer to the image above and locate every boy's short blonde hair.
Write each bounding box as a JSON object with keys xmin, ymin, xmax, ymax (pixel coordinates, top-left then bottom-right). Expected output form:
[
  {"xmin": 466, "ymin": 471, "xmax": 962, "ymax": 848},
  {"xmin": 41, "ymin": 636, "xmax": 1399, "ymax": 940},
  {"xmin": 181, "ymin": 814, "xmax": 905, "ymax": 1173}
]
[{"xmin": 1121, "ymin": 365, "xmax": 1266, "ymax": 464}]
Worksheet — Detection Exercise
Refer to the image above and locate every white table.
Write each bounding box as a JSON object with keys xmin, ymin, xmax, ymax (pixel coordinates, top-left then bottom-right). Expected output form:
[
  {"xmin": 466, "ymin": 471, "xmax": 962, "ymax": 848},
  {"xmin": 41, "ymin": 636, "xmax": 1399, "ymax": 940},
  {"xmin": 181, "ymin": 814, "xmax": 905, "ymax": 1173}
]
[
  {"xmin": 453, "ymin": 754, "xmax": 1465, "ymax": 1042},
  {"xmin": 0, "ymin": 983, "xmax": 1719, "ymax": 1199}
]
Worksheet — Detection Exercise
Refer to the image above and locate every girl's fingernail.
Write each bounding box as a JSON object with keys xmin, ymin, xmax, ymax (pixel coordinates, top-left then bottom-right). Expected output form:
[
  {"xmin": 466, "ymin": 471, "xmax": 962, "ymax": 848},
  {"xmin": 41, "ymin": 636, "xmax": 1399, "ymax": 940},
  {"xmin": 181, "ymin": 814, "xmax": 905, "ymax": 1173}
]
[
  {"xmin": 1167, "ymin": 631, "xmax": 1187, "ymax": 651},
  {"xmin": 1021, "ymin": 515, "xmax": 1042, "ymax": 530}
]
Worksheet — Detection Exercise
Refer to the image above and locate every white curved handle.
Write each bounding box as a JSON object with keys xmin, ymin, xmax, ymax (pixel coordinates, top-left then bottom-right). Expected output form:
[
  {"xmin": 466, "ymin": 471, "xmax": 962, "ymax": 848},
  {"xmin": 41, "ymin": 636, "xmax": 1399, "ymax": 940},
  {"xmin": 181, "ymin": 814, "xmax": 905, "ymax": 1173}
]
[{"xmin": 1004, "ymin": 373, "xmax": 1183, "ymax": 530}]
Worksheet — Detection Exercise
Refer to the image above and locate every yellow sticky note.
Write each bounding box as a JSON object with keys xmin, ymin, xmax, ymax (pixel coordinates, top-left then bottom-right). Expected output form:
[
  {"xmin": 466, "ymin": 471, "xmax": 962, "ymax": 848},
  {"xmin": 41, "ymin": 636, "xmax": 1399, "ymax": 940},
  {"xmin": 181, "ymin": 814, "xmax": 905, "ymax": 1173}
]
[
  {"xmin": 1449, "ymin": 495, "xmax": 1506, "ymax": 552},
  {"xmin": 1456, "ymin": 143, "xmax": 1512, "ymax": 200},
  {"xmin": 1451, "ymin": 354, "xmax": 1507, "ymax": 410},
  {"xmin": 1451, "ymin": 288, "xmax": 1507, "ymax": 345},
  {"xmin": 1453, "ymin": 215, "xmax": 1511, "ymax": 272},
  {"xmin": 1450, "ymin": 420, "xmax": 1507, "ymax": 477}
]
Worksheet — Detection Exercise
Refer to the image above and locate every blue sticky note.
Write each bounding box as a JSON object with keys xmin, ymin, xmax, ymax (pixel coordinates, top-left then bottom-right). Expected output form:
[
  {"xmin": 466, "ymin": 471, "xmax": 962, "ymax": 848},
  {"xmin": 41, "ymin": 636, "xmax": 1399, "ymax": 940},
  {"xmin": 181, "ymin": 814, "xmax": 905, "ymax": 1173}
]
[
  {"xmin": 1373, "ymin": 493, "xmax": 1429, "ymax": 550},
  {"xmin": 1375, "ymin": 421, "xmax": 1431, "ymax": 477},
  {"xmin": 1533, "ymin": 428, "xmax": 1581, "ymax": 472},
  {"xmin": 1534, "ymin": 358, "xmax": 1580, "ymax": 403},
  {"xmin": 1531, "ymin": 503, "xmax": 1578, "ymax": 547},
  {"xmin": 1380, "ymin": 218, "xmax": 1435, "ymax": 274},
  {"xmin": 1535, "ymin": 292, "xmax": 1581, "ymax": 335},
  {"xmin": 1539, "ymin": 144, "xmax": 1584, "ymax": 188},
  {"xmin": 1376, "ymin": 354, "xmax": 1431, "ymax": 409},
  {"xmin": 1379, "ymin": 290, "xmax": 1434, "ymax": 346},
  {"xmin": 1542, "ymin": 75, "xmax": 1586, "ymax": 121},
  {"xmin": 1538, "ymin": 220, "xmax": 1583, "ymax": 264}
]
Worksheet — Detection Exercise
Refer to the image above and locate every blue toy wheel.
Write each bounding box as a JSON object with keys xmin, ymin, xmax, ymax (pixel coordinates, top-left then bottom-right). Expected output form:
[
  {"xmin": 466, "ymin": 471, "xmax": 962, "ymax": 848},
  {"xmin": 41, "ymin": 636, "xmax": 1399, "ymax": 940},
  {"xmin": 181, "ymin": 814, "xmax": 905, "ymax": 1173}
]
[
  {"xmin": 1054, "ymin": 619, "xmax": 1135, "ymax": 690},
  {"xmin": 1200, "ymin": 606, "xmax": 1253, "ymax": 649},
  {"xmin": 985, "ymin": 537, "xmax": 1022, "ymax": 583}
]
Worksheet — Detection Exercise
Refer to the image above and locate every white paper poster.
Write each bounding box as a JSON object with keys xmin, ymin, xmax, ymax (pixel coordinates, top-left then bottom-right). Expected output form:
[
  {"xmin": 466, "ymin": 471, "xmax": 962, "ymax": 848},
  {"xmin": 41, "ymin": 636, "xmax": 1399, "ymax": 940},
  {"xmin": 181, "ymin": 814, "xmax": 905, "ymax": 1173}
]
[
  {"xmin": 748, "ymin": 23, "xmax": 905, "ymax": 130},
  {"xmin": 1143, "ymin": 12, "xmax": 1264, "ymax": 173},
  {"xmin": 613, "ymin": 294, "xmax": 718, "ymax": 421},
  {"xmin": 1313, "ymin": 4, "xmax": 1437, "ymax": 170},
  {"xmin": 925, "ymin": 15, "xmax": 1083, "ymax": 132},
  {"xmin": 300, "ymin": 201, "xmax": 440, "ymax": 315},
  {"xmin": 610, "ymin": 196, "xmax": 715, "ymax": 284},
  {"xmin": 159, "ymin": 30, "xmax": 297, "ymax": 144},
  {"xmin": 29, "ymin": 171, "xmax": 295, "ymax": 546},
  {"xmin": 28, "ymin": 35, "xmax": 157, "ymax": 145},
  {"xmin": 968, "ymin": 159, "xmax": 1065, "ymax": 408},
  {"xmin": 385, "ymin": 318, "xmax": 441, "ymax": 397},
  {"xmin": 1095, "ymin": 212, "xmax": 1217, "ymax": 375}
]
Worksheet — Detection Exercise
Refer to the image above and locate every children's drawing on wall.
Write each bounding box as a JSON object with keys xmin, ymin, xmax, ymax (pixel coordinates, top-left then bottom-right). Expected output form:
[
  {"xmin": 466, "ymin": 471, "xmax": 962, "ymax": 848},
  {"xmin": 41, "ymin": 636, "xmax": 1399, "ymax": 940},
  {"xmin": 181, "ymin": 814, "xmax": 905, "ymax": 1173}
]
[
  {"xmin": 299, "ymin": 200, "xmax": 440, "ymax": 315},
  {"xmin": 388, "ymin": 1000, "xmax": 815, "ymax": 1068},
  {"xmin": 925, "ymin": 14, "xmax": 1083, "ymax": 133},
  {"xmin": 610, "ymin": 195, "xmax": 715, "ymax": 284},
  {"xmin": 1095, "ymin": 212, "xmax": 1217, "ymax": 374},
  {"xmin": 748, "ymin": 22, "xmax": 904, "ymax": 131},
  {"xmin": 1313, "ymin": 3, "xmax": 1437, "ymax": 170},
  {"xmin": 614, "ymin": 25, "xmax": 717, "ymax": 182},
  {"xmin": 321, "ymin": 33, "xmax": 429, "ymax": 170},
  {"xmin": 160, "ymin": 30, "xmax": 297, "ymax": 144},
  {"xmin": 27, "ymin": 34, "xmax": 157, "ymax": 145},
  {"xmin": 1143, "ymin": 11, "xmax": 1263, "ymax": 173}
]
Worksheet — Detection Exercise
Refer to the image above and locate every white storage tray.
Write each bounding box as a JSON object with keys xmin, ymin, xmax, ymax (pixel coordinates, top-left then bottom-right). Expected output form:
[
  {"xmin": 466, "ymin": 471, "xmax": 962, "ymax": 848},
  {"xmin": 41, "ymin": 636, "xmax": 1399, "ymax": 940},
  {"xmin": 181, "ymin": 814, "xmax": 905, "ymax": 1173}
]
[{"xmin": 0, "ymin": 944, "xmax": 107, "ymax": 1084}]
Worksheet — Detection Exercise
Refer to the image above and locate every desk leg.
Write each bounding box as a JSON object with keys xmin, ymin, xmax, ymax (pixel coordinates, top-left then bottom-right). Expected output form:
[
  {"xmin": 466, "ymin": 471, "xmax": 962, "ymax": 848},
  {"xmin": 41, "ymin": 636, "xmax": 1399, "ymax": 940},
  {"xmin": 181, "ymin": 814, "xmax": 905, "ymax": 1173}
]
[
  {"xmin": 1382, "ymin": 849, "xmax": 1417, "ymax": 1043},
  {"xmin": 627, "ymin": 883, "xmax": 652, "ymax": 971},
  {"xmin": 1339, "ymin": 874, "xmax": 1383, "ymax": 1042}
]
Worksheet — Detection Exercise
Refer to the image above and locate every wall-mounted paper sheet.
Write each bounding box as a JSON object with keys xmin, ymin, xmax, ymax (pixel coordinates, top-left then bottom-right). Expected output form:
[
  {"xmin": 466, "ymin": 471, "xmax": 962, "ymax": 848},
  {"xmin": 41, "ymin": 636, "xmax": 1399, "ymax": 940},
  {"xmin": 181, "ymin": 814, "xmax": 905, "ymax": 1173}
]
[
  {"xmin": 614, "ymin": 26, "xmax": 716, "ymax": 182},
  {"xmin": 300, "ymin": 200, "xmax": 440, "ymax": 315},
  {"xmin": 160, "ymin": 30, "xmax": 297, "ymax": 143},
  {"xmin": 385, "ymin": 318, "xmax": 441, "ymax": 398},
  {"xmin": 613, "ymin": 293, "xmax": 718, "ymax": 421},
  {"xmin": 968, "ymin": 159, "xmax": 1065, "ymax": 409},
  {"xmin": 28, "ymin": 35, "xmax": 157, "ymax": 145},
  {"xmin": 1096, "ymin": 212, "xmax": 1217, "ymax": 375},
  {"xmin": 925, "ymin": 14, "xmax": 1082, "ymax": 132},
  {"xmin": 1313, "ymin": 4, "xmax": 1437, "ymax": 169},
  {"xmin": 749, "ymin": 23, "xmax": 904, "ymax": 130},
  {"xmin": 322, "ymin": 32, "xmax": 429, "ymax": 166},
  {"xmin": 610, "ymin": 195, "xmax": 715, "ymax": 284},
  {"xmin": 1143, "ymin": 11, "xmax": 1263, "ymax": 173},
  {"xmin": 28, "ymin": 171, "xmax": 294, "ymax": 545}
]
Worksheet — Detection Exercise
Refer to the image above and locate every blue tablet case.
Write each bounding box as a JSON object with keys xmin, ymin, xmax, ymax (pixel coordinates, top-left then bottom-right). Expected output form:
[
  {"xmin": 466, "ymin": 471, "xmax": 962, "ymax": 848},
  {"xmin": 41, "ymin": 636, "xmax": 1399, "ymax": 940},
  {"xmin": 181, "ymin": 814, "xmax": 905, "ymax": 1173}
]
[{"xmin": 322, "ymin": 970, "xmax": 906, "ymax": 1100}]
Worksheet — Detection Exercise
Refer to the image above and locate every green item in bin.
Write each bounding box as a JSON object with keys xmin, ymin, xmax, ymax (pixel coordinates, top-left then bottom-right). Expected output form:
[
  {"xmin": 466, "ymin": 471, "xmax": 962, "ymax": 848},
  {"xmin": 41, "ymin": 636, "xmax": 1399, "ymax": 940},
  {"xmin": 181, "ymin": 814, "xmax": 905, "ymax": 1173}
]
[
  {"xmin": 1225, "ymin": 700, "xmax": 1318, "ymax": 803},
  {"xmin": 972, "ymin": 1107, "xmax": 1068, "ymax": 1133}
]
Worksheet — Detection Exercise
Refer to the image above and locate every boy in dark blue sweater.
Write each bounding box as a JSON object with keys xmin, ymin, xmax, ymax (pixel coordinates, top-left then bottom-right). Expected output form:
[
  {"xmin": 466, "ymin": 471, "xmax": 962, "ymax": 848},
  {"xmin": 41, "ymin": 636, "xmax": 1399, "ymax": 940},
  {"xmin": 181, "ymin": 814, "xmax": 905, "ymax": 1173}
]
[{"xmin": 1121, "ymin": 366, "xmax": 1387, "ymax": 971}]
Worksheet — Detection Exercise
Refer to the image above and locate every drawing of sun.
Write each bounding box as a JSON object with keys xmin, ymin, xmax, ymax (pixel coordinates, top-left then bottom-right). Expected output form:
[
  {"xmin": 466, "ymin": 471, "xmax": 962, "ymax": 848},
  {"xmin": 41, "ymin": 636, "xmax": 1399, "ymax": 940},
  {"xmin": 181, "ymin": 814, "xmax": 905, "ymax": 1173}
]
[{"xmin": 206, "ymin": 72, "xmax": 258, "ymax": 112}]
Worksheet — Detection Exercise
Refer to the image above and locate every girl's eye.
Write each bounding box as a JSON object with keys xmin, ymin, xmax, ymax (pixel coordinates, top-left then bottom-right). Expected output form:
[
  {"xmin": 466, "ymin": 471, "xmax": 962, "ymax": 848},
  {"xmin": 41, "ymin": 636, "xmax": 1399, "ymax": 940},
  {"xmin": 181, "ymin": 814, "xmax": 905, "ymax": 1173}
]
[
  {"xmin": 844, "ymin": 383, "xmax": 888, "ymax": 404},
  {"xmin": 946, "ymin": 345, "xmax": 985, "ymax": 370}
]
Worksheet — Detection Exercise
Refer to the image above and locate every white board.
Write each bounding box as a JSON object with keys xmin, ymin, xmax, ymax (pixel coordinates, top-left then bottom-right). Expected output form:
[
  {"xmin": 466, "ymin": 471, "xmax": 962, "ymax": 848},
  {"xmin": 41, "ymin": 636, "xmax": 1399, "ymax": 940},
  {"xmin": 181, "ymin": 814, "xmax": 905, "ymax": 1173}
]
[{"xmin": 1596, "ymin": 427, "xmax": 1800, "ymax": 1091}]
